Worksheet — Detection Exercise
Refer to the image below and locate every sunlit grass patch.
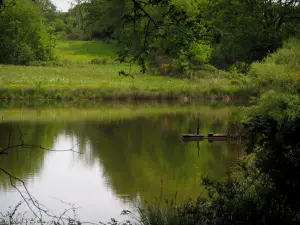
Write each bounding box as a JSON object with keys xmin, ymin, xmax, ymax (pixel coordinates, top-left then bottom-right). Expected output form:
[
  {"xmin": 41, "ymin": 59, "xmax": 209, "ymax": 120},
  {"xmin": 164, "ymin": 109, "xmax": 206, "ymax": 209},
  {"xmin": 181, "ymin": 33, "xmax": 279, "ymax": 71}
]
[{"xmin": 54, "ymin": 40, "xmax": 118, "ymax": 64}]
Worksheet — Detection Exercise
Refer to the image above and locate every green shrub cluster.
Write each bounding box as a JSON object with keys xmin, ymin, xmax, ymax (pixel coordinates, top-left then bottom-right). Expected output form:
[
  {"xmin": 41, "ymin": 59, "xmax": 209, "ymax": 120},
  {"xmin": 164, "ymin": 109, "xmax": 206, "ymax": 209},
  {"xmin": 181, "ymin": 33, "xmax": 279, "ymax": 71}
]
[
  {"xmin": 248, "ymin": 39, "xmax": 300, "ymax": 94},
  {"xmin": 0, "ymin": 0, "xmax": 55, "ymax": 65}
]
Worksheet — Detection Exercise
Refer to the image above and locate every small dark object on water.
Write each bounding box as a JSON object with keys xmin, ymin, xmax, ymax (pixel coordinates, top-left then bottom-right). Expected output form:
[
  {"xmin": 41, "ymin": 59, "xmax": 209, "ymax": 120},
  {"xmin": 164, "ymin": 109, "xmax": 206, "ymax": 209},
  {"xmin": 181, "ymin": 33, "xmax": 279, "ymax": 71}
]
[
  {"xmin": 182, "ymin": 133, "xmax": 228, "ymax": 142},
  {"xmin": 208, "ymin": 132, "xmax": 214, "ymax": 137},
  {"xmin": 182, "ymin": 134, "xmax": 205, "ymax": 141}
]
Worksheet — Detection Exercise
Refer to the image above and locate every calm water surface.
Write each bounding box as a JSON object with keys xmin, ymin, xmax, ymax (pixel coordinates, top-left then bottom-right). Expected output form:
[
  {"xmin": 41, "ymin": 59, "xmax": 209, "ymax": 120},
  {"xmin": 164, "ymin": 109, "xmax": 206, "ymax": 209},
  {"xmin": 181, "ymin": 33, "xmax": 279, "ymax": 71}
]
[{"xmin": 0, "ymin": 102, "xmax": 242, "ymax": 222}]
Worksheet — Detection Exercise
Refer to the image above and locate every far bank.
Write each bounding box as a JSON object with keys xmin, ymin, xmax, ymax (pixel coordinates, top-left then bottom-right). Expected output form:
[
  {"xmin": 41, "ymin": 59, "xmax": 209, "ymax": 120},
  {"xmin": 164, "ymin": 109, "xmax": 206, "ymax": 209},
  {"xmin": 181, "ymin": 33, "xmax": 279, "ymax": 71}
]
[{"xmin": 0, "ymin": 64, "xmax": 253, "ymax": 101}]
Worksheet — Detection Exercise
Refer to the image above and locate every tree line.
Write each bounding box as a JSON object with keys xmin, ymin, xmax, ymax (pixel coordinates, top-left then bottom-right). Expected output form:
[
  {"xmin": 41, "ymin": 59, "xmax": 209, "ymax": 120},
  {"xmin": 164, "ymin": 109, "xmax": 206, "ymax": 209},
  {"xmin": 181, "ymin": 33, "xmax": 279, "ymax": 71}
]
[{"xmin": 1, "ymin": 0, "xmax": 300, "ymax": 74}]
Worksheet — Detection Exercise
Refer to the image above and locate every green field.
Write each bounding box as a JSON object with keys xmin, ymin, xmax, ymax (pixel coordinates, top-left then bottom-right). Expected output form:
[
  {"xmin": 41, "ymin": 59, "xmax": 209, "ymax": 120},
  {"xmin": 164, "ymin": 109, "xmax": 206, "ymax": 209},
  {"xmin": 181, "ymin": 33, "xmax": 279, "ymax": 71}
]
[
  {"xmin": 0, "ymin": 40, "xmax": 250, "ymax": 101},
  {"xmin": 55, "ymin": 40, "xmax": 118, "ymax": 62}
]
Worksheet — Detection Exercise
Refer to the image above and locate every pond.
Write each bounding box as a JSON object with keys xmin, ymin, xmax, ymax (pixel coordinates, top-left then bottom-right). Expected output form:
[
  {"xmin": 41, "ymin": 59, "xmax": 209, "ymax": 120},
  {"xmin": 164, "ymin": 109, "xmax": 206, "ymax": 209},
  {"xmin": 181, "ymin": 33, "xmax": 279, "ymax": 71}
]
[{"xmin": 0, "ymin": 101, "xmax": 243, "ymax": 223}]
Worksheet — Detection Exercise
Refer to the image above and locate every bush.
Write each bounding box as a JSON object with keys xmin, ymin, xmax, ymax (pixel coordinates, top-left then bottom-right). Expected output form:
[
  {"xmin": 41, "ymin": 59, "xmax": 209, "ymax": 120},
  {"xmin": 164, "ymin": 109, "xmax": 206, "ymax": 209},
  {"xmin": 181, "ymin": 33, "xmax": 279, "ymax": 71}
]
[
  {"xmin": 248, "ymin": 38, "xmax": 300, "ymax": 94},
  {"xmin": 242, "ymin": 94, "xmax": 300, "ymax": 222},
  {"xmin": 0, "ymin": 0, "xmax": 56, "ymax": 65},
  {"xmin": 170, "ymin": 42, "xmax": 212, "ymax": 77}
]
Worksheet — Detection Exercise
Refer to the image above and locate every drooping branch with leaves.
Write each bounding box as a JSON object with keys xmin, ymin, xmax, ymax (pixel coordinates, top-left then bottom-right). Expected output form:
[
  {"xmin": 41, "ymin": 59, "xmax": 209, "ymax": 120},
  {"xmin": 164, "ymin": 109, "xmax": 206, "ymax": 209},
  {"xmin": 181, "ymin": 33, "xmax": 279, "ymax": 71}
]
[
  {"xmin": 85, "ymin": 0, "xmax": 212, "ymax": 76},
  {"xmin": 85, "ymin": 0, "xmax": 300, "ymax": 74}
]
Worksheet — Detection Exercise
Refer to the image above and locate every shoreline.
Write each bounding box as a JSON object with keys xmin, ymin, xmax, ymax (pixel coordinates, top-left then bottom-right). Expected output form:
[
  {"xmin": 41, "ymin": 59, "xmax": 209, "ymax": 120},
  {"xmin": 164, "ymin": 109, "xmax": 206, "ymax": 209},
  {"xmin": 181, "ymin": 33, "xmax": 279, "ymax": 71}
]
[
  {"xmin": 0, "ymin": 86, "xmax": 254, "ymax": 102},
  {"xmin": 0, "ymin": 64, "xmax": 255, "ymax": 102}
]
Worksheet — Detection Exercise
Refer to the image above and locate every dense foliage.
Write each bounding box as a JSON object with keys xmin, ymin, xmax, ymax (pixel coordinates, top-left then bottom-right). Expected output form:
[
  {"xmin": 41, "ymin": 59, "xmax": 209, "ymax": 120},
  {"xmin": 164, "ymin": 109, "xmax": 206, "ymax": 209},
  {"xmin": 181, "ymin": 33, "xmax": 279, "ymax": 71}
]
[
  {"xmin": 83, "ymin": 0, "xmax": 213, "ymax": 75},
  {"xmin": 249, "ymin": 38, "xmax": 300, "ymax": 94},
  {"xmin": 207, "ymin": 0, "xmax": 300, "ymax": 69},
  {"xmin": 1, "ymin": 0, "xmax": 300, "ymax": 73},
  {"xmin": 0, "ymin": 0, "xmax": 55, "ymax": 64},
  {"xmin": 67, "ymin": 0, "xmax": 299, "ymax": 76}
]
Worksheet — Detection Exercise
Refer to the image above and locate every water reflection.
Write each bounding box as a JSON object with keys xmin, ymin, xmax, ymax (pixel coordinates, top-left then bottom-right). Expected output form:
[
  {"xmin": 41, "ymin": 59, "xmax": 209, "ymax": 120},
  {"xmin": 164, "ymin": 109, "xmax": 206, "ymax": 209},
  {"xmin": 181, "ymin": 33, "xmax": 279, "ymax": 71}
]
[
  {"xmin": 0, "ymin": 103, "xmax": 242, "ymax": 222},
  {"xmin": 0, "ymin": 122, "xmax": 59, "ymax": 190}
]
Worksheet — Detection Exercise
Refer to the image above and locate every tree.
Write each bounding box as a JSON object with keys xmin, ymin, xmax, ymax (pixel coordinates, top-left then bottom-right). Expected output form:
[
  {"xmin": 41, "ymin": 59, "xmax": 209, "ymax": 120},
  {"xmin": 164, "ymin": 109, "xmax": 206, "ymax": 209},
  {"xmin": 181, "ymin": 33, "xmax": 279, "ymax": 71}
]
[
  {"xmin": 85, "ymin": 0, "xmax": 212, "ymax": 76},
  {"xmin": 0, "ymin": 0, "xmax": 14, "ymax": 13},
  {"xmin": 0, "ymin": 0, "xmax": 56, "ymax": 64},
  {"xmin": 35, "ymin": 0, "xmax": 57, "ymax": 21},
  {"xmin": 207, "ymin": 0, "xmax": 300, "ymax": 68},
  {"xmin": 86, "ymin": 0, "xmax": 300, "ymax": 73}
]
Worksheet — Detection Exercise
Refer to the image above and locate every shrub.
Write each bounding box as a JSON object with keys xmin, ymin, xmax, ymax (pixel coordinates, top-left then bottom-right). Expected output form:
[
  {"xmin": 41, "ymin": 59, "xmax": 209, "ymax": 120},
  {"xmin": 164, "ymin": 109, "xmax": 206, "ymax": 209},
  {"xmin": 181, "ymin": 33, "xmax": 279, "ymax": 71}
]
[
  {"xmin": 0, "ymin": 0, "xmax": 56, "ymax": 65},
  {"xmin": 248, "ymin": 38, "xmax": 300, "ymax": 94},
  {"xmin": 170, "ymin": 42, "xmax": 212, "ymax": 77}
]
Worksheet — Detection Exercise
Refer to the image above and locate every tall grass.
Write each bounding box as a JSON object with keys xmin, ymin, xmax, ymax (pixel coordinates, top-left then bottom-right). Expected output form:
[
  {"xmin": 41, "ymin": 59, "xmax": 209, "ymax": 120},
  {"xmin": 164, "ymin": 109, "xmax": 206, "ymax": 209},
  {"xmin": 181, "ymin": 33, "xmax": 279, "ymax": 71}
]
[{"xmin": 137, "ymin": 199, "xmax": 185, "ymax": 225}]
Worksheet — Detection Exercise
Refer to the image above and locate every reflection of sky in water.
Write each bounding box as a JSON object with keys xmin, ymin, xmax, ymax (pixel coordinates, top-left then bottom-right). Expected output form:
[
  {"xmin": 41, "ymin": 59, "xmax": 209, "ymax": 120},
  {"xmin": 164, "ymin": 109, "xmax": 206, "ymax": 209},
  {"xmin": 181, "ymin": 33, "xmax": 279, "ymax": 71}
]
[{"xmin": 0, "ymin": 134, "xmax": 132, "ymax": 223}]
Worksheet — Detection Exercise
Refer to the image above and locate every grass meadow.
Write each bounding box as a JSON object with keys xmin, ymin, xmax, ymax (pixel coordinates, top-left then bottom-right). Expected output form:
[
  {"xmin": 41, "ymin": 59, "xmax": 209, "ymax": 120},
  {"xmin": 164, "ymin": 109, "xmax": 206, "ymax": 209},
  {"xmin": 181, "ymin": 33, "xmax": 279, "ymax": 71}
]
[
  {"xmin": 54, "ymin": 40, "xmax": 118, "ymax": 63},
  {"xmin": 0, "ymin": 40, "xmax": 251, "ymax": 101}
]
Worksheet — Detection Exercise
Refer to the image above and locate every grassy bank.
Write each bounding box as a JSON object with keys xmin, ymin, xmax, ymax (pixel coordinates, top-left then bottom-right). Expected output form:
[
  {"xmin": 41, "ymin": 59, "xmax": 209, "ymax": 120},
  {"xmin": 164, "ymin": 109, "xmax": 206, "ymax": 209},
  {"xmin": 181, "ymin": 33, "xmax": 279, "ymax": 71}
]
[
  {"xmin": 0, "ymin": 40, "xmax": 253, "ymax": 101},
  {"xmin": 0, "ymin": 64, "xmax": 251, "ymax": 101}
]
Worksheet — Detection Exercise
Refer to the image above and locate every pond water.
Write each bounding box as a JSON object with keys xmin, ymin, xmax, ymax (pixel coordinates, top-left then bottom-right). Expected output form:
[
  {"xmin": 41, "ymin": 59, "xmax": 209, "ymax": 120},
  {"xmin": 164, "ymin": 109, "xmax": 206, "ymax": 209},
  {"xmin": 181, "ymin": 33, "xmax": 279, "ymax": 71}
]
[{"xmin": 0, "ymin": 101, "xmax": 243, "ymax": 223}]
